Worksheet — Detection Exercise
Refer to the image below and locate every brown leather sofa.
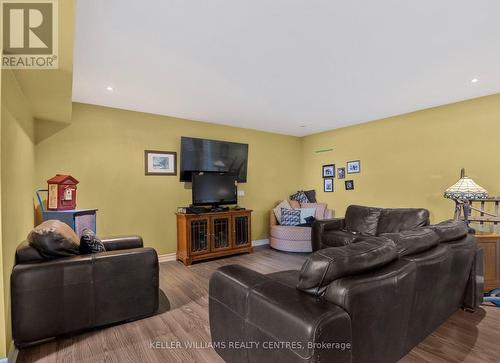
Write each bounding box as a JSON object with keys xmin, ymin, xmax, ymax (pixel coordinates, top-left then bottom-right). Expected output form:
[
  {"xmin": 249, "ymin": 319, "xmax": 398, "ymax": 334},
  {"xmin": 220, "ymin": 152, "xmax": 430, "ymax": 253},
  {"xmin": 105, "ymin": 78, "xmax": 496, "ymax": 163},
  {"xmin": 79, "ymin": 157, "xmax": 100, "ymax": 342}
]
[
  {"xmin": 12, "ymin": 236, "xmax": 159, "ymax": 347},
  {"xmin": 209, "ymin": 205, "xmax": 484, "ymax": 363},
  {"xmin": 312, "ymin": 204, "xmax": 430, "ymax": 250}
]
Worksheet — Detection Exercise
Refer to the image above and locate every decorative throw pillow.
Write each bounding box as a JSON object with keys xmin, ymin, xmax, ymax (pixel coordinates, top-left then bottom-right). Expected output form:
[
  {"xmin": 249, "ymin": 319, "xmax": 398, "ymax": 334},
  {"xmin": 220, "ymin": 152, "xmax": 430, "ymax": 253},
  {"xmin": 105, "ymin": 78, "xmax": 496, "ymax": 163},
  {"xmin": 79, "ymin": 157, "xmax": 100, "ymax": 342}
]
[
  {"xmin": 281, "ymin": 208, "xmax": 301, "ymax": 226},
  {"xmin": 290, "ymin": 191, "xmax": 310, "ymax": 204},
  {"xmin": 298, "ymin": 208, "xmax": 317, "ymax": 224},
  {"xmin": 80, "ymin": 228, "xmax": 106, "ymax": 254},
  {"xmin": 298, "ymin": 216, "xmax": 316, "ymax": 227},
  {"xmin": 301, "ymin": 203, "xmax": 327, "ymax": 220},
  {"xmin": 28, "ymin": 220, "xmax": 80, "ymax": 259},
  {"xmin": 273, "ymin": 200, "xmax": 292, "ymax": 224},
  {"xmin": 304, "ymin": 190, "xmax": 317, "ymax": 203},
  {"xmin": 289, "ymin": 199, "xmax": 301, "ymax": 209}
]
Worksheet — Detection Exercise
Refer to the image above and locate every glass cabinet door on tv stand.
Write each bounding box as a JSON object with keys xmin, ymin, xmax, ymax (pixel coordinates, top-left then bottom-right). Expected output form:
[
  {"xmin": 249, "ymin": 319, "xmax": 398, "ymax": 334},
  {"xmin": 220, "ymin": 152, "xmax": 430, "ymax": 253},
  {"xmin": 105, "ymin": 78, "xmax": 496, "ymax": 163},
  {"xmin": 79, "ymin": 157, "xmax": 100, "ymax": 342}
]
[{"xmin": 176, "ymin": 210, "xmax": 252, "ymax": 266}]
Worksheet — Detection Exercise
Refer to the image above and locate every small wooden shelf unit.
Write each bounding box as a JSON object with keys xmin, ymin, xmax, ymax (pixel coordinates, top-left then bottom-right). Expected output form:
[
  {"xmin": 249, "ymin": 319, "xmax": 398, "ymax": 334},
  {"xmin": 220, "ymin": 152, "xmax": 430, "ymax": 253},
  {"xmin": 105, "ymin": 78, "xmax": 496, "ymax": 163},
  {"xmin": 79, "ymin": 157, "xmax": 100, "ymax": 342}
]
[{"xmin": 176, "ymin": 210, "xmax": 252, "ymax": 266}]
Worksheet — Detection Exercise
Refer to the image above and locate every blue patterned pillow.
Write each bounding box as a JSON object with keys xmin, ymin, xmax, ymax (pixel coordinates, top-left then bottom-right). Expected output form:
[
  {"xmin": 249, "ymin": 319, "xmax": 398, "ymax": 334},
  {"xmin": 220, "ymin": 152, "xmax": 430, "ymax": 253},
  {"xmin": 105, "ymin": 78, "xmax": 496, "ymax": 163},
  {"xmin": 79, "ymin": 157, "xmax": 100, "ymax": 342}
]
[
  {"xmin": 281, "ymin": 208, "xmax": 301, "ymax": 226},
  {"xmin": 290, "ymin": 191, "xmax": 310, "ymax": 204}
]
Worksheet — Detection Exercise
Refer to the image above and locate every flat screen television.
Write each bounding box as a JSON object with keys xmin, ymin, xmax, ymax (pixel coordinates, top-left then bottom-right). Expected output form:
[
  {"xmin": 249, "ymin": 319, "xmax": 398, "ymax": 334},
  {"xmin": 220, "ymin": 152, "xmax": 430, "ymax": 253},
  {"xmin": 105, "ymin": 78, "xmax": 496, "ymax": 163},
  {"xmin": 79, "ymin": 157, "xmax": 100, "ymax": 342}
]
[
  {"xmin": 180, "ymin": 137, "xmax": 248, "ymax": 182},
  {"xmin": 192, "ymin": 173, "xmax": 238, "ymax": 206}
]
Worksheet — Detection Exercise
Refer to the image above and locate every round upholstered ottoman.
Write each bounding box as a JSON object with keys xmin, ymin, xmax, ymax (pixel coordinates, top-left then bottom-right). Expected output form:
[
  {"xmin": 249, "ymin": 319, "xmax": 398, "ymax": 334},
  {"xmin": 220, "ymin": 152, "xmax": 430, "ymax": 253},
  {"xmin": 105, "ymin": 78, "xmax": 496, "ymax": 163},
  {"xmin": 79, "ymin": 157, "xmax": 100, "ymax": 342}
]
[{"xmin": 270, "ymin": 225, "xmax": 312, "ymax": 252}]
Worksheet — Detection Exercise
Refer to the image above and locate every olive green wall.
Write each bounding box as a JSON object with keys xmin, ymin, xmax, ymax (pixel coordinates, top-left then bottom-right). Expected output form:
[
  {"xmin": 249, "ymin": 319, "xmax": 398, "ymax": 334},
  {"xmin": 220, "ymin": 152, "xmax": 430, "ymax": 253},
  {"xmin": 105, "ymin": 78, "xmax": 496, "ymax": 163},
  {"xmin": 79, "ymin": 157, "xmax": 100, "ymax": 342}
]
[
  {"xmin": 1, "ymin": 70, "xmax": 36, "ymax": 356},
  {"xmin": 0, "ymin": 60, "xmax": 6, "ymax": 360},
  {"xmin": 35, "ymin": 103, "xmax": 302, "ymax": 255},
  {"xmin": 301, "ymin": 93, "xmax": 500, "ymax": 223}
]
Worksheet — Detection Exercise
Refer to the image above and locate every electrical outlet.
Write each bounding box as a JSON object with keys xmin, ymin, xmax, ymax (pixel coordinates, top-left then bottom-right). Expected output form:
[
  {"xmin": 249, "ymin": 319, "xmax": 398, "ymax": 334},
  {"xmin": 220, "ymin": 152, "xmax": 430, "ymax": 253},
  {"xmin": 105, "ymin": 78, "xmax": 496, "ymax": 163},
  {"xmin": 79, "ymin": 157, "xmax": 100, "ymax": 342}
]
[{"xmin": 237, "ymin": 190, "xmax": 245, "ymax": 197}]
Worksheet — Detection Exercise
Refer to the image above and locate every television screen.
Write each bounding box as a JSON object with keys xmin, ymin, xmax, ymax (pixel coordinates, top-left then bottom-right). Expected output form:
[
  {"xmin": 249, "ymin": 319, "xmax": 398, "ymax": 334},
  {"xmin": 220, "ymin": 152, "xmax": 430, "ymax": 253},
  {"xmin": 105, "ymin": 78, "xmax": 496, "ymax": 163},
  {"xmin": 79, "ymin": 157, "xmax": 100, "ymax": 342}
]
[
  {"xmin": 192, "ymin": 173, "xmax": 238, "ymax": 206},
  {"xmin": 180, "ymin": 137, "xmax": 248, "ymax": 182}
]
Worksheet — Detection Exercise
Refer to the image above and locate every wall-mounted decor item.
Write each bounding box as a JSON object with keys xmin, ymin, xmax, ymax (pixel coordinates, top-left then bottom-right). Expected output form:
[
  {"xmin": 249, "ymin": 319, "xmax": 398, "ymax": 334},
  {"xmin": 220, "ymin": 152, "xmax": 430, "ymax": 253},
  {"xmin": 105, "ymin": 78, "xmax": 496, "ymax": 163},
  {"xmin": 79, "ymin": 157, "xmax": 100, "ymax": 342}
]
[
  {"xmin": 347, "ymin": 160, "xmax": 360, "ymax": 174},
  {"xmin": 338, "ymin": 167, "xmax": 345, "ymax": 179},
  {"xmin": 322, "ymin": 164, "xmax": 335, "ymax": 178},
  {"xmin": 324, "ymin": 178, "xmax": 334, "ymax": 192},
  {"xmin": 145, "ymin": 150, "xmax": 177, "ymax": 176},
  {"xmin": 345, "ymin": 180, "xmax": 354, "ymax": 190}
]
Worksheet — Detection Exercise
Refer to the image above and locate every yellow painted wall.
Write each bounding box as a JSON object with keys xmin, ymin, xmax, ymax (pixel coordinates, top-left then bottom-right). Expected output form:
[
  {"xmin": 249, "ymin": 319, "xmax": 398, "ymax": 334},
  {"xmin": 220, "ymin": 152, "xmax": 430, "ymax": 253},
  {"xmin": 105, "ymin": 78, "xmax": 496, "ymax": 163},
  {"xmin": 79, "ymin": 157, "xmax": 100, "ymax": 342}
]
[
  {"xmin": 0, "ymin": 57, "xmax": 6, "ymax": 360},
  {"xmin": 1, "ymin": 70, "xmax": 36, "ymax": 355},
  {"xmin": 35, "ymin": 103, "xmax": 302, "ymax": 255},
  {"xmin": 301, "ymin": 93, "xmax": 500, "ymax": 223}
]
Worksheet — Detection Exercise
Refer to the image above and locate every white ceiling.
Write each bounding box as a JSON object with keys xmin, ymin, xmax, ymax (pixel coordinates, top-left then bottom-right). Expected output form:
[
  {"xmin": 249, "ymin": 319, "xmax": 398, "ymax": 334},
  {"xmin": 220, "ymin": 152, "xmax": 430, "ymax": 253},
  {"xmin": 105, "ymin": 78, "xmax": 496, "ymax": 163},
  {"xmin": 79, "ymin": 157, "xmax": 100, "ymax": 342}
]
[{"xmin": 73, "ymin": 0, "xmax": 500, "ymax": 137}]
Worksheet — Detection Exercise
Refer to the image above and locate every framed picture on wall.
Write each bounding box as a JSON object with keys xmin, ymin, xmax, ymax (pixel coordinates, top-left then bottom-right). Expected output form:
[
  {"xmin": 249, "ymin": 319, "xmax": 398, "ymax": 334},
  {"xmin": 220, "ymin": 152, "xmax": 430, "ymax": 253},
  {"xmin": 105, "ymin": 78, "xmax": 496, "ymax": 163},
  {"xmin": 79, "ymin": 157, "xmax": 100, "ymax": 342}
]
[
  {"xmin": 347, "ymin": 160, "xmax": 360, "ymax": 174},
  {"xmin": 145, "ymin": 150, "xmax": 177, "ymax": 176},
  {"xmin": 345, "ymin": 180, "xmax": 354, "ymax": 190},
  {"xmin": 338, "ymin": 167, "xmax": 346, "ymax": 179},
  {"xmin": 323, "ymin": 164, "xmax": 335, "ymax": 178},
  {"xmin": 324, "ymin": 178, "xmax": 334, "ymax": 192}
]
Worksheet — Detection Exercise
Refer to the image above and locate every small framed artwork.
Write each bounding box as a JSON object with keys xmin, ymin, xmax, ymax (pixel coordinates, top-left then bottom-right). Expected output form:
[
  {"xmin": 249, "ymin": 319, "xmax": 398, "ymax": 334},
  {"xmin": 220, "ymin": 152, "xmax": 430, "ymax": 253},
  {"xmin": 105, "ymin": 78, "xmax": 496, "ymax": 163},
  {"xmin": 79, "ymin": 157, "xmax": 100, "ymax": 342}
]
[
  {"xmin": 338, "ymin": 167, "xmax": 345, "ymax": 179},
  {"xmin": 347, "ymin": 160, "xmax": 360, "ymax": 174},
  {"xmin": 324, "ymin": 178, "xmax": 334, "ymax": 192},
  {"xmin": 145, "ymin": 150, "xmax": 177, "ymax": 176},
  {"xmin": 323, "ymin": 164, "xmax": 335, "ymax": 178},
  {"xmin": 345, "ymin": 180, "xmax": 354, "ymax": 190}
]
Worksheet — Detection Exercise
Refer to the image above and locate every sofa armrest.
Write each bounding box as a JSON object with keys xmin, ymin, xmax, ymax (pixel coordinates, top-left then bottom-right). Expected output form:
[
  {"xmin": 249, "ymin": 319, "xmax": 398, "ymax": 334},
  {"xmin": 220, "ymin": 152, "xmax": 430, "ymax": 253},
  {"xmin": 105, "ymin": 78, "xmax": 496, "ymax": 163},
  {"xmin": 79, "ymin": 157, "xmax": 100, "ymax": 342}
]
[
  {"xmin": 92, "ymin": 247, "xmax": 159, "ymax": 325},
  {"xmin": 311, "ymin": 218, "xmax": 345, "ymax": 251},
  {"xmin": 101, "ymin": 235, "xmax": 143, "ymax": 250},
  {"xmin": 209, "ymin": 265, "xmax": 352, "ymax": 363}
]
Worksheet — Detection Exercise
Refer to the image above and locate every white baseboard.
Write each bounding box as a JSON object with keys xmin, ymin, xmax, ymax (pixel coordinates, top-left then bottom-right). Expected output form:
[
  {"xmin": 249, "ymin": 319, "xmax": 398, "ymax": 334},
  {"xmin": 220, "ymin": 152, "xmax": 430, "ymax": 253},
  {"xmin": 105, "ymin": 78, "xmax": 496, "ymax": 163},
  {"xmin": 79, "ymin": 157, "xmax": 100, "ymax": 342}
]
[
  {"xmin": 158, "ymin": 252, "xmax": 177, "ymax": 263},
  {"xmin": 2, "ymin": 342, "xmax": 18, "ymax": 363},
  {"xmin": 252, "ymin": 239, "xmax": 269, "ymax": 247}
]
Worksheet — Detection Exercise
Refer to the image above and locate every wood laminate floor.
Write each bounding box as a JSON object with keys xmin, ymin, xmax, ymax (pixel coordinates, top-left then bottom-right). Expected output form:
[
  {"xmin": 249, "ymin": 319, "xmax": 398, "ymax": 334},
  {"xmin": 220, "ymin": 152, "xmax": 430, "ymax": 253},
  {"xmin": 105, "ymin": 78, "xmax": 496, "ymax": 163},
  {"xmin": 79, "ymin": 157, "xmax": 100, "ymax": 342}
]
[{"xmin": 17, "ymin": 246, "xmax": 500, "ymax": 363}]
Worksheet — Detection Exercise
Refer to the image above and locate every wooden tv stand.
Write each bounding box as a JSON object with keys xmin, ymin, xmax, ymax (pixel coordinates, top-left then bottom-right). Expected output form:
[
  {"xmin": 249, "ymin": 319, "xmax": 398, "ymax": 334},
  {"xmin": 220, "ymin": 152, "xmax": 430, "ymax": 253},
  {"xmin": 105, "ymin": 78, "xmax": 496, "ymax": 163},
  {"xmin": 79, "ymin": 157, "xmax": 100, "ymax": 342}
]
[{"xmin": 176, "ymin": 209, "xmax": 253, "ymax": 266}]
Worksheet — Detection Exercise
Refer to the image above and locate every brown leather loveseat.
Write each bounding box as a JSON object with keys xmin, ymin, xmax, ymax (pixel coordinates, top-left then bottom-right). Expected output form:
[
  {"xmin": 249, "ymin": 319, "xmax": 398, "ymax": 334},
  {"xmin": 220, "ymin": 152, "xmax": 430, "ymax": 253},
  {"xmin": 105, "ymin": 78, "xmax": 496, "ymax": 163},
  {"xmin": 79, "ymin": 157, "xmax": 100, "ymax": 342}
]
[{"xmin": 12, "ymin": 235, "xmax": 159, "ymax": 347}]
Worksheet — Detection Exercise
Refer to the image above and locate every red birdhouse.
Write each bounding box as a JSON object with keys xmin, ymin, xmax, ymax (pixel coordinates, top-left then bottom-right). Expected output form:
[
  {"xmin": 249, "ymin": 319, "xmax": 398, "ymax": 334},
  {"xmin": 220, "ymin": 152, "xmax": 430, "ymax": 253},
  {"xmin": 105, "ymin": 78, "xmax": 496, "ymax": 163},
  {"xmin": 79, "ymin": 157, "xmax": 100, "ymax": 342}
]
[{"xmin": 47, "ymin": 175, "xmax": 79, "ymax": 211}]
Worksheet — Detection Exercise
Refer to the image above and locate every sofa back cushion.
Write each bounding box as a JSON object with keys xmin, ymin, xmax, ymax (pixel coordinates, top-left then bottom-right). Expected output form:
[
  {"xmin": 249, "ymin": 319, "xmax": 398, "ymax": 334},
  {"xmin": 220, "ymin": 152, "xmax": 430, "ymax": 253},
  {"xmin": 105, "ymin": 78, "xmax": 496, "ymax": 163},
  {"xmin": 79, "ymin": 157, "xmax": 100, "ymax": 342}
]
[
  {"xmin": 27, "ymin": 220, "xmax": 80, "ymax": 259},
  {"xmin": 297, "ymin": 236, "xmax": 397, "ymax": 295},
  {"xmin": 376, "ymin": 208, "xmax": 430, "ymax": 234},
  {"xmin": 428, "ymin": 219, "xmax": 468, "ymax": 242},
  {"xmin": 300, "ymin": 202, "xmax": 327, "ymax": 220},
  {"xmin": 345, "ymin": 205, "xmax": 382, "ymax": 235},
  {"xmin": 380, "ymin": 228, "xmax": 439, "ymax": 257}
]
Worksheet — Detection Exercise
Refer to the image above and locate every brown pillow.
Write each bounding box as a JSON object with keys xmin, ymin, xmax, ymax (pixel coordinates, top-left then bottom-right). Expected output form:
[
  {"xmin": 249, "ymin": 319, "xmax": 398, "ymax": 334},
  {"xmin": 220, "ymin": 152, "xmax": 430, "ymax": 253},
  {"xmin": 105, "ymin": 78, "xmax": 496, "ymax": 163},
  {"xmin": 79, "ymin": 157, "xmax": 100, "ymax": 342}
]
[
  {"xmin": 27, "ymin": 220, "xmax": 80, "ymax": 259},
  {"xmin": 304, "ymin": 190, "xmax": 317, "ymax": 203}
]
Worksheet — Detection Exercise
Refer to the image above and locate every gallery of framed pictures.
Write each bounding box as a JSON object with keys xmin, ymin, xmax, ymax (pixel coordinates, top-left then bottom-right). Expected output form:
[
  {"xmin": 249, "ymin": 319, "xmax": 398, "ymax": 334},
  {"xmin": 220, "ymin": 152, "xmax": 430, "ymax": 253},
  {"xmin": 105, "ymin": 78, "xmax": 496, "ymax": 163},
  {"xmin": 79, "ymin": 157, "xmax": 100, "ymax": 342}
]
[
  {"xmin": 322, "ymin": 161, "xmax": 360, "ymax": 191},
  {"xmin": 144, "ymin": 150, "xmax": 177, "ymax": 176}
]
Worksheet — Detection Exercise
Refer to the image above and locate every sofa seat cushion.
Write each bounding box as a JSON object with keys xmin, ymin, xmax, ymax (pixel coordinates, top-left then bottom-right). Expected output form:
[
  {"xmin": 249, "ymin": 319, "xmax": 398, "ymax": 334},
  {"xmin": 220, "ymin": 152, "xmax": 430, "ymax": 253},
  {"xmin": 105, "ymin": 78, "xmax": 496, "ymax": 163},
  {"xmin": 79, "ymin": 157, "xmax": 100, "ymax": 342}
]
[
  {"xmin": 377, "ymin": 208, "xmax": 430, "ymax": 234},
  {"xmin": 380, "ymin": 228, "xmax": 439, "ymax": 257},
  {"xmin": 322, "ymin": 230, "xmax": 358, "ymax": 247},
  {"xmin": 298, "ymin": 237, "xmax": 398, "ymax": 295},
  {"xmin": 345, "ymin": 205, "xmax": 382, "ymax": 235},
  {"xmin": 429, "ymin": 219, "xmax": 468, "ymax": 242},
  {"xmin": 270, "ymin": 225, "xmax": 311, "ymax": 241},
  {"xmin": 27, "ymin": 220, "xmax": 80, "ymax": 259}
]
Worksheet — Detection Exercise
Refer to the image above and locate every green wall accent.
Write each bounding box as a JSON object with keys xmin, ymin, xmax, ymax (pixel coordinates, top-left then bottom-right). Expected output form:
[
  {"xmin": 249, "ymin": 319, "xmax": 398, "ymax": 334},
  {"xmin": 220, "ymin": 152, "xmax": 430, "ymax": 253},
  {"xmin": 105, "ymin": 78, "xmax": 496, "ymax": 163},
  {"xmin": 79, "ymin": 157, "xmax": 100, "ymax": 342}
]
[{"xmin": 1, "ymin": 69, "xmax": 36, "ymax": 356}]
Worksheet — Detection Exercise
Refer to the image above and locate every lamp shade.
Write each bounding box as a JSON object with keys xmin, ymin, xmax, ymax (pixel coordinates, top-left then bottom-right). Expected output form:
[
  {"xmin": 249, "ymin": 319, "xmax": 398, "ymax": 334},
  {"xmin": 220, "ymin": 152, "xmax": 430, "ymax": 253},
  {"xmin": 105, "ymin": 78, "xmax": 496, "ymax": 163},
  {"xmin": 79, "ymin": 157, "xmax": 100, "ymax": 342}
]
[{"xmin": 444, "ymin": 174, "xmax": 488, "ymax": 200}]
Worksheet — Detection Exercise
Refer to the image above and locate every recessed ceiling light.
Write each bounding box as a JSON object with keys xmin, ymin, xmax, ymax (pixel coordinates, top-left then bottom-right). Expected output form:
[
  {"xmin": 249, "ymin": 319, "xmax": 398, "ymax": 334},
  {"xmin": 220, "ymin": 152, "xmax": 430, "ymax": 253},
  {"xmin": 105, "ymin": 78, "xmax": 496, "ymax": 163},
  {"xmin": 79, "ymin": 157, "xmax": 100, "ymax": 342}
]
[
  {"xmin": 471, "ymin": 78, "xmax": 479, "ymax": 83},
  {"xmin": 106, "ymin": 86, "xmax": 114, "ymax": 91}
]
